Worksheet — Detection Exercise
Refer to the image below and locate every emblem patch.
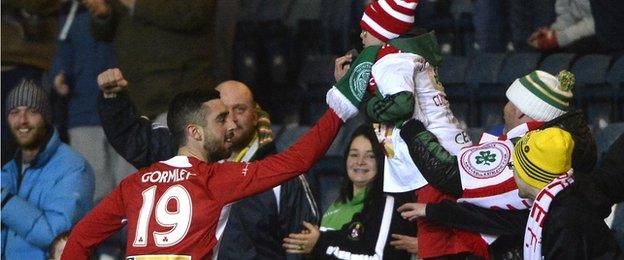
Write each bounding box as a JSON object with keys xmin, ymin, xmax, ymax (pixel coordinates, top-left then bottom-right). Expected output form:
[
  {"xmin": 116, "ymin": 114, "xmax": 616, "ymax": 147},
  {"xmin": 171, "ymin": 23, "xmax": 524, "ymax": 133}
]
[
  {"xmin": 460, "ymin": 142, "xmax": 510, "ymax": 179},
  {"xmin": 349, "ymin": 61, "xmax": 373, "ymax": 102},
  {"xmin": 347, "ymin": 222, "xmax": 364, "ymax": 241}
]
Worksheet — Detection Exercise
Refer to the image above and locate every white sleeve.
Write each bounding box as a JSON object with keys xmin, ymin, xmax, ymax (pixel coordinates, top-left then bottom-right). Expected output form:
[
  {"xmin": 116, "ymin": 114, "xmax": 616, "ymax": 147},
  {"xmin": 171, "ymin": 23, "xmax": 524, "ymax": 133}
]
[{"xmin": 371, "ymin": 53, "xmax": 426, "ymax": 96}]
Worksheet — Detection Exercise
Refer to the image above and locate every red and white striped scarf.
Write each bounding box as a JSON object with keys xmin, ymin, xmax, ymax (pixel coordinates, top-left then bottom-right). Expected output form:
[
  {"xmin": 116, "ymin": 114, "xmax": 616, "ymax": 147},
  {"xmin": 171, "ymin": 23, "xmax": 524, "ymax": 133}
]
[{"xmin": 523, "ymin": 171, "xmax": 574, "ymax": 260}]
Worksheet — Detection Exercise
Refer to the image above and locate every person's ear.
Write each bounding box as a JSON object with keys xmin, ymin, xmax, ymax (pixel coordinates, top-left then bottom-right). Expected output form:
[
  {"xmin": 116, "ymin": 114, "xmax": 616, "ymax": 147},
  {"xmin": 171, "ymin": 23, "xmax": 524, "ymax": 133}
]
[{"xmin": 187, "ymin": 124, "xmax": 204, "ymax": 142}]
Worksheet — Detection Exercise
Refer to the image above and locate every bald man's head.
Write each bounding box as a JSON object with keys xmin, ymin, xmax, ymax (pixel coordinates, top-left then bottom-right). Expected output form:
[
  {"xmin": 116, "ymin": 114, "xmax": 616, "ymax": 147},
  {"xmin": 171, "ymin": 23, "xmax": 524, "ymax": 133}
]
[{"xmin": 215, "ymin": 81, "xmax": 258, "ymax": 152}]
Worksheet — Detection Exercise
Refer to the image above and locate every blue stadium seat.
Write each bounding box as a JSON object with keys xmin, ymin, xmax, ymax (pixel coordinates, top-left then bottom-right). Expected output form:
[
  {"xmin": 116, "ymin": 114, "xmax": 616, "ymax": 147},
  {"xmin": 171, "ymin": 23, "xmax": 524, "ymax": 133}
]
[
  {"xmin": 319, "ymin": 0, "xmax": 353, "ymax": 54},
  {"xmin": 571, "ymin": 55, "xmax": 613, "ymax": 128},
  {"xmin": 325, "ymin": 113, "xmax": 368, "ymax": 157},
  {"xmin": 270, "ymin": 124, "xmax": 282, "ymax": 141},
  {"xmin": 476, "ymin": 53, "xmax": 541, "ymax": 127},
  {"xmin": 607, "ymin": 56, "xmax": 624, "ymax": 121},
  {"xmin": 233, "ymin": 21, "xmax": 259, "ymax": 88},
  {"xmin": 274, "ymin": 125, "xmax": 311, "ymax": 152},
  {"xmin": 439, "ymin": 55, "xmax": 472, "ymax": 127},
  {"xmin": 308, "ymin": 156, "xmax": 344, "ymax": 213},
  {"xmin": 497, "ymin": 53, "xmax": 541, "ymax": 84},
  {"xmin": 297, "ymin": 55, "xmax": 336, "ymax": 124},
  {"xmin": 465, "ymin": 53, "xmax": 506, "ymax": 127},
  {"xmin": 593, "ymin": 123, "xmax": 624, "ymax": 163},
  {"xmin": 538, "ymin": 53, "xmax": 575, "ymax": 75}
]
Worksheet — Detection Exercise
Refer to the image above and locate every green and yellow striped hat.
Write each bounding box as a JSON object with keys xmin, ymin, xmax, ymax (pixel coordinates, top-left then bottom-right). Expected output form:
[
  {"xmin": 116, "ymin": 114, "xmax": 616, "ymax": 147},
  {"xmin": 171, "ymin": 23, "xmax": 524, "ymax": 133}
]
[
  {"xmin": 512, "ymin": 128, "xmax": 574, "ymax": 189},
  {"xmin": 505, "ymin": 70, "xmax": 575, "ymax": 121}
]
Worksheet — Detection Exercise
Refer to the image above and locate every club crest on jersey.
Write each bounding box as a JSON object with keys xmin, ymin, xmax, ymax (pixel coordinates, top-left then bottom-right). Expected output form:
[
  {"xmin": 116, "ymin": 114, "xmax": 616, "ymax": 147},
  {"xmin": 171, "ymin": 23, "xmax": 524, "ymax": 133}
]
[
  {"xmin": 347, "ymin": 222, "xmax": 364, "ymax": 241},
  {"xmin": 460, "ymin": 142, "xmax": 510, "ymax": 179},
  {"xmin": 349, "ymin": 61, "xmax": 373, "ymax": 102}
]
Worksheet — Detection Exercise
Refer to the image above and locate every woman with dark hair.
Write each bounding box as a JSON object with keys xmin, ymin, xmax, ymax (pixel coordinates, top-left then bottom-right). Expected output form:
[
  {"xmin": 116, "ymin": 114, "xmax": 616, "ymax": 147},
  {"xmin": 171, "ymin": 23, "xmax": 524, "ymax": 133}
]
[
  {"xmin": 283, "ymin": 124, "xmax": 416, "ymax": 259},
  {"xmin": 320, "ymin": 125, "xmax": 385, "ymax": 232}
]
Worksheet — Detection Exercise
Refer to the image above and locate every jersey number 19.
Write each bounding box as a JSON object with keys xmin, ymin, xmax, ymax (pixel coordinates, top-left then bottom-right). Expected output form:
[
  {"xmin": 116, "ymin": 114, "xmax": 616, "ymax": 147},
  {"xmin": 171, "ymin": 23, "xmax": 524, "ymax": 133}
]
[{"xmin": 133, "ymin": 185, "xmax": 193, "ymax": 247}]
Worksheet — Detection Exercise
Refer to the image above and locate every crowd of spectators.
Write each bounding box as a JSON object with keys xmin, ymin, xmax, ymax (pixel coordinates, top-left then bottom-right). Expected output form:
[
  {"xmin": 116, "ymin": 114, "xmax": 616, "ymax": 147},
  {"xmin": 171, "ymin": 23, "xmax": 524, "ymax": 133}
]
[{"xmin": 1, "ymin": 0, "xmax": 623, "ymax": 259}]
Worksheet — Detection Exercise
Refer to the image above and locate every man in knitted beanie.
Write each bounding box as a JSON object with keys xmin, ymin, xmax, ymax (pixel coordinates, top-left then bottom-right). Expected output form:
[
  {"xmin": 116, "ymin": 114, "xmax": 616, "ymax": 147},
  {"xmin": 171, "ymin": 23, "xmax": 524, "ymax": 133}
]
[
  {"xmin": 395, "ymin": 70, "xmax": 587, "ymax": 259},
  {"xmin": 4, "ymin": 80, "xmax": 53, "ymax": 150},
  {"xmin": 2, "ymin": 80, "xmax": 94, "ymax": 259},
  {"xmin": 511, "ymin": 128, "xmax": 621, "ymax": 259}
]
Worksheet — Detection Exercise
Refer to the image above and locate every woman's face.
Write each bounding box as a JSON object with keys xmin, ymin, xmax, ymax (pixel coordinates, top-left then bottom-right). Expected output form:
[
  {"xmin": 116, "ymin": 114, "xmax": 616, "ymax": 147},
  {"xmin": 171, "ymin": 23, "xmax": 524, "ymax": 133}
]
[{"xmin": 346, "ymin": 135, "xmax": 378, "ymax": 188}]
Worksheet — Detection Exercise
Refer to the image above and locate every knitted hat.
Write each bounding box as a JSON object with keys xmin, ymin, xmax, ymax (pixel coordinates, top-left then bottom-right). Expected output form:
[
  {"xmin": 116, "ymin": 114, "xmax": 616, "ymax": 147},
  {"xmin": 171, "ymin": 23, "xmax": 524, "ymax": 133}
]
[
  {"xmin": 5, "ymin": 80, "xmax": 52, "ymax": 123},
  {"xmin": 513, "ymin": 128, "xmax": 575, "ymax": 189},
  {"xmin": 360, "ymin": 0, "xmax": 418, "ymax": 42},
  {"xmin": 505, "ymin": 70, "xmax": 575, "ymax": 122}
]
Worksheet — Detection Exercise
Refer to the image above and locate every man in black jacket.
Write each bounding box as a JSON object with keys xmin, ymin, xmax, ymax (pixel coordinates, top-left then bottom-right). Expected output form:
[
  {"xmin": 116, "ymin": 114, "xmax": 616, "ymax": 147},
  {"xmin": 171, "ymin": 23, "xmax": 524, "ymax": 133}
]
[{"xmin": 96, "ymin": 69, "xmax": 319, "ymax": 260}]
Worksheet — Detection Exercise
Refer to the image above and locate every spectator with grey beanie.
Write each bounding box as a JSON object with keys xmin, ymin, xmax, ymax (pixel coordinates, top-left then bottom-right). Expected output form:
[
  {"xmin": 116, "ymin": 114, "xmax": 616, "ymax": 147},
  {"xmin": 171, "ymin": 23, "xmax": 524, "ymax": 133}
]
[{"xmin": 1, "ymin": 80, "xmax": 95, "ymax": 260}]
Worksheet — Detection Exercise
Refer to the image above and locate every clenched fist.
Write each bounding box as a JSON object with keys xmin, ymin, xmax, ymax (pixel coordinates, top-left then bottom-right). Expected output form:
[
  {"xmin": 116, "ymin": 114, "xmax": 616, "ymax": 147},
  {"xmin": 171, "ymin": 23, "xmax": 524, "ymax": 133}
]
[
  {"xmin": 83, "ymin": 0, "xmax": 110, "ymax": 17},
  {"xmin": 53, "ymin": 73, "xmax": 70, "ymax": 96},
  {"xmin": 97, "ymin": 68, "xmax": 128, "ymax": 97}
]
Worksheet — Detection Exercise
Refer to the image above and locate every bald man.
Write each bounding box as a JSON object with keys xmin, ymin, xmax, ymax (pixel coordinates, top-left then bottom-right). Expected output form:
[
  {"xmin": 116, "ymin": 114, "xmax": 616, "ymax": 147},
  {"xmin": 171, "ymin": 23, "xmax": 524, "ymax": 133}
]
[{"xmin": 97, "ymin": 69, "xmax": 319, "ymax": 260}]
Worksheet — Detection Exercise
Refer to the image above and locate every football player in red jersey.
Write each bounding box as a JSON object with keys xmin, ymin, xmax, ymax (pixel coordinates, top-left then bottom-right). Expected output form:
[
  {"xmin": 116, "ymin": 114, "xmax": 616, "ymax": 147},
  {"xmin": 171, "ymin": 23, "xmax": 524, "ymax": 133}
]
[{"xmin": 61, "ymin": 86, "xmax": 354, "ymax": 260}]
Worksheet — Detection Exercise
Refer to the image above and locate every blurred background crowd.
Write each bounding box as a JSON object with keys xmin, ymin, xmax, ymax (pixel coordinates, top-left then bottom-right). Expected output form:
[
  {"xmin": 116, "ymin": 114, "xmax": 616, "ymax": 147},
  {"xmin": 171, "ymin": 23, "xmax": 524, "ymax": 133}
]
[{"xmin": 1, "ymin": 0, "xmax": 623, "ymax": 259}]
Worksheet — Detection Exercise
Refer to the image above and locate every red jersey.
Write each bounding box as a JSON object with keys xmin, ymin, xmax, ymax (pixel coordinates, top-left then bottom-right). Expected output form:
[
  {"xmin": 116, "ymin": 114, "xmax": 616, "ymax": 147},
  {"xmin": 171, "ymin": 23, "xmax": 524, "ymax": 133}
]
[{"xmin": 62, "ymin": 110, "xmax": 342, "ymax": 260}]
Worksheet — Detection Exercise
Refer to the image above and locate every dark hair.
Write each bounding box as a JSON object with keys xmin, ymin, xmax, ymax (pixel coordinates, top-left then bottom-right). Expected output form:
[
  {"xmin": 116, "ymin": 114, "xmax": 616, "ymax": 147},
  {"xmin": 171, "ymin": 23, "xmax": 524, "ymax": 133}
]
[
  {"xmin": 337, "ymin": 124, "xmax": 384, "ymax": 206},
  {"xmin": 167, "ymin": 88, "xmax": 221, "ymax": 148}
]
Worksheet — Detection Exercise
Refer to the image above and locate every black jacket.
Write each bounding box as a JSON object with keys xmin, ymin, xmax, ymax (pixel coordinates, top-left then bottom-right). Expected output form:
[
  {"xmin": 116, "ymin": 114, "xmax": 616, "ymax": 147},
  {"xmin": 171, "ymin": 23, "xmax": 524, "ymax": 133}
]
[
  {"xmin": 98, "ymin": 94, "xmax": 319, "ymax": 260},
  {"xmin": 313, "ymin": 192, "xmax": 416, "ymax": 260},
  {"xmin": 424, "ymin": 180, "xmax": 623, "ymax": 259}
]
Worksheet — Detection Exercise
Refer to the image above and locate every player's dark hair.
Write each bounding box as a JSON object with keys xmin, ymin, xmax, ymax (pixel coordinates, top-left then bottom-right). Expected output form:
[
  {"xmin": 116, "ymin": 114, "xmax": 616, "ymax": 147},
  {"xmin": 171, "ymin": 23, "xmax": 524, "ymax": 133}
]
[{"xmin": 167, "ymin": 88, "xmax": 221, "ymax": 148}]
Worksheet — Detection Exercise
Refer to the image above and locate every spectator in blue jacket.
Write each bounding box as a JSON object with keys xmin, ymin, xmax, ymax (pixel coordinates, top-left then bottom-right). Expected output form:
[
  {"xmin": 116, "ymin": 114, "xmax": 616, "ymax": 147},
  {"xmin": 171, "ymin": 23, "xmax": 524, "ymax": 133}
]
[
  {"xmin": 50, "ymin": 0, "xmax": 134, "ymax": 202},
  {"xmin": 1, "ymin": 80, "xmax": 95, "ymax": 259}
]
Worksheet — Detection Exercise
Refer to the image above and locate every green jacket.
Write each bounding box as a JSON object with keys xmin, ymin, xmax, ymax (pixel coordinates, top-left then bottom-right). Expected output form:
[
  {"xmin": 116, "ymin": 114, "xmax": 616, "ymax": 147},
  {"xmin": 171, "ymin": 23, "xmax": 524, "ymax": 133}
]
[{"xmin": 91, "ymin": 0, "xmax": 216, "ymax": 117}]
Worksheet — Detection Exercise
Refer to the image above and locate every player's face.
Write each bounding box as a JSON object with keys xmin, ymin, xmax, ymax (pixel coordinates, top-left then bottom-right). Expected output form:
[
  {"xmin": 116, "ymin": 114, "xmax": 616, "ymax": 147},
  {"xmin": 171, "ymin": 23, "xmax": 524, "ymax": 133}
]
[
  {"xmin": 201, "ymin": 99, "xmax": 235, "ymax": 161},
  {"xmin": 346, "ymin": 135, "xmax": 378, "ymax": 189},
  {"xmin": 7, "ymin": 106, "xmax": 47, "ymax": 150},
  {"xmin": 218, "ymin": 86, "xmax": 258, "ymax": 151}
]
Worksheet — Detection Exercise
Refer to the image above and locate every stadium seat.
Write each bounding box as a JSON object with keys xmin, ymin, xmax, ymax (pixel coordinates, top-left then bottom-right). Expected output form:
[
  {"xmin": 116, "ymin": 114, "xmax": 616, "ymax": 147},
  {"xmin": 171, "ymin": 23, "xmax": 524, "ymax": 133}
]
[
  {"xmin": 439, "ymin": 55, "xmax": 472, "ymax": 128},
  {"xmin": 477, "ymin": 53, "xmax": 541, "ymax": 127},
  {"xmin": 571, "ymin": 55, "xmax": 613, "ymax": 129},
  {"xmin": 270, "ymin": 124, "xmax": 282, "ymax": 141},
  {"xmin": 497, "ymin": 53, "xmax": 541, "ymax": 84},
  {"xmin": 309, "ymin": 156, "xmax": 345, "ymax": 213},
  {"xmin": 607, "ymin": 56, "xmax": 624, "ymax": 121},
  {"xmin": 297, "ymin": 54, "xmax": 336, "ymax": 124},
  {"xmin": 538, "ymin": 53, "xmax": 575, "ymax": 75},
  {"xmin": 233, "ymin": 21, "xmax": 259, "ymax": 89},
  {"xmin": 274, "ymin": 125, "xmax": 311, "ymax": 152},
  {"xmin": 465, "ymin": 53, "xmax": 506, "ymax": 127},
  {"xmin": 319, "ymin": 0, "xmax": 353, "ymax": 54},
  {"xmin": 594, "ymin": 123, "xmax": 624, "ymax": 163},
  {"xmin": 325, "ymin": 113, "xmax": 368, "ymax": 157}
]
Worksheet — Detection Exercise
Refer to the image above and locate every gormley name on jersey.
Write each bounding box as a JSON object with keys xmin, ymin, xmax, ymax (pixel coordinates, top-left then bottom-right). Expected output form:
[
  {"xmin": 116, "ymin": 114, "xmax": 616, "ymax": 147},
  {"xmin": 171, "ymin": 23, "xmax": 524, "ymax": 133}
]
[{"xmin": 141, "ymin": 169, "xmax": 196, "ymax": 183}]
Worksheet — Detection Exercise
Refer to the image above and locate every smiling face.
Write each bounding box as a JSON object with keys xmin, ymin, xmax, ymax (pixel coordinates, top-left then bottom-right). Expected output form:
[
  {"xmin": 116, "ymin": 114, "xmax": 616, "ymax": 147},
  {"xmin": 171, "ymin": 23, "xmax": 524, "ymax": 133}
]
[
  {"xmin": 346, "ymin": 135, "xmax": 378, "ymax": 189},
  {"xmin": 7, "ymin": 106, "xmax": 47, "ymax": 150},
  {"xmin": 199, "ymin": 99, "xmax": 236, "ymax": 161}
]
